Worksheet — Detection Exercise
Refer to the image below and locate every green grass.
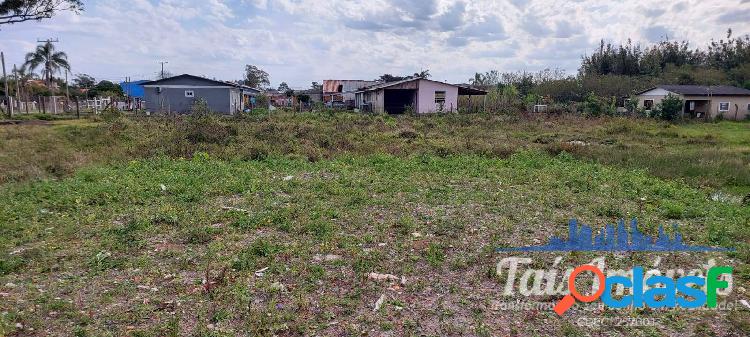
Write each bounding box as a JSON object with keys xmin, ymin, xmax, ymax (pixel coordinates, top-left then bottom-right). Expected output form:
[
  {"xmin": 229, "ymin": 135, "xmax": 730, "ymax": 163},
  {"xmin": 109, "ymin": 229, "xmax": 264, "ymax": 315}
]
[
  {"xmin": 1, "ymin": 113, "xmax": 749, "ymax": 195},
  {"xmin": 0, "ymin": 113, "xmax": 749, "ymax": 336},
  {"xmin": 0, "ymin": 150, "xmax": 748, "ymax": 336}
]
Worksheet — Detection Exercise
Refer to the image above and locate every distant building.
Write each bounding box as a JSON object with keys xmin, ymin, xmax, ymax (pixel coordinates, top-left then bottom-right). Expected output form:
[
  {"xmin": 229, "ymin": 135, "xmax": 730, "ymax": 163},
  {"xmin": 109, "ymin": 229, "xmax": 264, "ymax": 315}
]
[
  {"xmin": 27, "ymin": 79, "xmax": 58, "ymax": 90},
  {"xmin": 119, "ymin": 80, "xmax": 148, "ymax": 99},
  {"xmin": 294, "ymin": 88, "xmax": 323, "ymax": 103},
  {"xmin": 635, "ymin": 85, "xmax": 750, "ymax": 120},
  {"xmin": 141, "ymin": 74, "xmax": 259, "ymax": 114},
  {"xmin": 323, "ymin": 80, "xmax": 378, "ymax": 107},
  {"xmin": 354, "ymin": 78, "xmax": 486, "ymax": 114},
  {"xmin": 266, "ymin": 89, "xmax": 292, "ymax": 107}
]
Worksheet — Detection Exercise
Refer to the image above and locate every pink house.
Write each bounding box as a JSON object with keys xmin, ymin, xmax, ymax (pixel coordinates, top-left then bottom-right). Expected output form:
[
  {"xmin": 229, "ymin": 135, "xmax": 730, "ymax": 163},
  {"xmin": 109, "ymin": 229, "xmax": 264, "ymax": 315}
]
[{"xmin": 354, "ymin": 78, "xmax": 486, "ymax": 114}]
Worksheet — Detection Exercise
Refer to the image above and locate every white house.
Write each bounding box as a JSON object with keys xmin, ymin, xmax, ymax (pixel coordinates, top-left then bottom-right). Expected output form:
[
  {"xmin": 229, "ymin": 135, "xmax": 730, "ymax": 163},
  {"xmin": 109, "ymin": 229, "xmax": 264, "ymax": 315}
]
[{"xmin": 635, "ymin": 85, "xmax": 750, "ymax": 120}]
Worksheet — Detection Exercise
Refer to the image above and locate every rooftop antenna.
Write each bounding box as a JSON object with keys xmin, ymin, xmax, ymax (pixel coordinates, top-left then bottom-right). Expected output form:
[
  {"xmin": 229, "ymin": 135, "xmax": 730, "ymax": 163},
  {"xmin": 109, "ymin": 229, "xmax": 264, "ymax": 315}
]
[{"xmin": 159, "ymin": 61, "xmax": 169, "ymax": 79}]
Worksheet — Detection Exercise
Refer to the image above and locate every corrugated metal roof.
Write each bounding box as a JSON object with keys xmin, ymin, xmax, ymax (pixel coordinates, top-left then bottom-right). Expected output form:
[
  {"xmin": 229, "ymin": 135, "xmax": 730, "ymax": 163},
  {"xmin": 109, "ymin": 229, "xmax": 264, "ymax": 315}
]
[
  {"xmin": 638, "ymin": 85, "xmax": 750, "ymax": 96},
  {"xmin": 323, "ymin": 80, "xmax": 378, "ymax": 93},
  {"xmin": 356, "ymin": 78, "xmax": 420, "ymax": 92}
]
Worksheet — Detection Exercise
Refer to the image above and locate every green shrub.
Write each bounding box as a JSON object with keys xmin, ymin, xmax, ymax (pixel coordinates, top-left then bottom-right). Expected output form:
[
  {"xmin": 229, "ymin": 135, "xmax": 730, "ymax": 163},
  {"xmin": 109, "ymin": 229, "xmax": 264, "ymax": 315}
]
[
  {"xmin": 625, "ymin": 96, "xmax": 639, "ymax": 115},
  {"xmin": 182, "ymin": 99, "xmax": 237, "ymax": 144},
  {"xmin": 581, "ymin": 93, "xmax": 616, "ymax": 117},
  {"xmin": 655, "ymin": 93, "xmax": 684, "ymax": 121}
]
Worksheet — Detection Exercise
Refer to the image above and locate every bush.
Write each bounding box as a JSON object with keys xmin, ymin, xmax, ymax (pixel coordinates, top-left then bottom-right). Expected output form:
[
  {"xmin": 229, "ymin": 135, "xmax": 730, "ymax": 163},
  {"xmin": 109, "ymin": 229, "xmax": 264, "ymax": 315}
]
[
  {"xmin": 183, "ymin": 99, "xmax": 237, "ymax": 144},
  {"xmin": 254, "ymin": 93, "xmax": 269, "ymax": 109},
  {"xmin": 624, "ymin": 96, "xmax": 639, "ymax": 115},
  {"xmin": 581, "ymin": 93, "xmax": 615, "ymax": 117},
  {"xmin": 654, "ymin": 93, "xmax": 684, "ymax": 121}
]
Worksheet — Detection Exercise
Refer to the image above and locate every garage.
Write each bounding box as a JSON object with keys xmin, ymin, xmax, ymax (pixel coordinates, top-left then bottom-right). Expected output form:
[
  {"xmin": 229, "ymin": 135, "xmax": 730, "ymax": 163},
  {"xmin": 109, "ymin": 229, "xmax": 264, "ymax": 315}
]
[{"xmin": 384, "ymin": 89, "xmax": 416, "ymax": 114}]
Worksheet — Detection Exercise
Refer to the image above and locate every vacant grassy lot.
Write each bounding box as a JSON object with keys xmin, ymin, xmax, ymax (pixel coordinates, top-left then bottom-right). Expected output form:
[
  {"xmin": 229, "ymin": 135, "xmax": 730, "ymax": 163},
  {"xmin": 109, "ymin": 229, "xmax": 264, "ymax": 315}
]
[
  {"xmin": 1, "ymin": 113, "xmax": 748, "ymax": 194},
  {"xmin": 0, "ymin": 113, "xmax": 748, "ymax": 336}
]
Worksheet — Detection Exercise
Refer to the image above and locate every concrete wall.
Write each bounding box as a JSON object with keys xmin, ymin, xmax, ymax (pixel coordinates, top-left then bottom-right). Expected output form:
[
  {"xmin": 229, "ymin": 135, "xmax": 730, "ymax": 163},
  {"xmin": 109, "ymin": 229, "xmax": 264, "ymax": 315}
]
[
  {"xmin": 705, "ymin": 96, "xmax": 750, "ymax": 120},
  {"xmin": 416, "ymin": 80, "xmax": 458, "ymax": 114},
  {"xmin": 144, "ymin": 86, "xmax": 235, "ymax": 114}
]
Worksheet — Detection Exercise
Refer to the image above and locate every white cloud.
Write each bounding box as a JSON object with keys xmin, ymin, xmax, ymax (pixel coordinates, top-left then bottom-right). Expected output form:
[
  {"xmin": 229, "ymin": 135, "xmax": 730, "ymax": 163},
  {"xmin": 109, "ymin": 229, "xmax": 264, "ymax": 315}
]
[{"xmin": 0, "ymin": 0, "xmax": 747, "ymax": 87}]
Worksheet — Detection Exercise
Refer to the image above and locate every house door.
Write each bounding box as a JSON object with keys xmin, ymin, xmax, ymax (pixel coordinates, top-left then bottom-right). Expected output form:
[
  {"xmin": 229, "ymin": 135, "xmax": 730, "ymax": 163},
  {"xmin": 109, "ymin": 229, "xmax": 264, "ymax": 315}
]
[{"xmin": 684, "ymin": 100, "xmax": 695, "ymax": 117}]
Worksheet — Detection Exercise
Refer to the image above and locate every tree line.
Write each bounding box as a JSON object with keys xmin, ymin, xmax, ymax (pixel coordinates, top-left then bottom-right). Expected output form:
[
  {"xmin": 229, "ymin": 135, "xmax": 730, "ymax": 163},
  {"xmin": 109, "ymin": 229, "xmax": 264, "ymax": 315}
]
[
  {"xmin": 580, "ymin": 29, "xmax": 750, "ymax": 87},
  {"xmin": 463, "ymin": 29, "xmax": 750, "ymax": 116}
]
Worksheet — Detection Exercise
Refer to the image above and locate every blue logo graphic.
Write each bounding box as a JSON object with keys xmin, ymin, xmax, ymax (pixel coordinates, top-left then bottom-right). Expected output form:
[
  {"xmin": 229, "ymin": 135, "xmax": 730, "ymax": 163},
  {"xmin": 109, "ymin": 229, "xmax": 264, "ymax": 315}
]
[{"xmin": 497, "ymin": 219, "xmax": 732, "ymax": 252}]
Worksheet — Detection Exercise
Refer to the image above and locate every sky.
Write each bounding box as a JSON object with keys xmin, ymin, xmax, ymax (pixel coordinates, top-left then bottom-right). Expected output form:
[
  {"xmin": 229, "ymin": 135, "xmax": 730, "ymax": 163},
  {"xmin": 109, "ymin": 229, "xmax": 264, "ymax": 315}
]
[{"xmin": 1, "ymin": 0, "xmax": 749, "ymax": 89}]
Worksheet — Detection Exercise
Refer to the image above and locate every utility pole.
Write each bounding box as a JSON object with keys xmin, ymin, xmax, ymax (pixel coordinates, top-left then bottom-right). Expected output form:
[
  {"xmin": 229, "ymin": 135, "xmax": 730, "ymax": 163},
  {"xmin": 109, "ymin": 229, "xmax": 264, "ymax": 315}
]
[
  {"xmin": 65, "ymin": 70, "xmax": 70, "ymax": 112},
  {"xmin": 159, "ymin": 61, "xmax": 168, "ymax": 79},
  {"xmin": 1, "ymin": 51, "xmax": 10, "ymax": 117},
  {"xmin": 14, "ymin": 65, "xmax": 21, "ymax": 112},
  {"xmin": 65, "ymin": 70, "xmax": 70, "ymax": 99},
  {"xmin": 125, "ymin": 76, "xmax": 130, "ymax": 110}
]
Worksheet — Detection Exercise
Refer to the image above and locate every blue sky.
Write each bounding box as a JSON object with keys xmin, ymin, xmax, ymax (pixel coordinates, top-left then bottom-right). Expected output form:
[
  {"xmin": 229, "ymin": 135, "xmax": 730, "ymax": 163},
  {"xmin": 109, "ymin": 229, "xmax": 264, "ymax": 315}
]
[{"xmin": 1, "ymin": 0, "xmax": 748, "ymax": 88}]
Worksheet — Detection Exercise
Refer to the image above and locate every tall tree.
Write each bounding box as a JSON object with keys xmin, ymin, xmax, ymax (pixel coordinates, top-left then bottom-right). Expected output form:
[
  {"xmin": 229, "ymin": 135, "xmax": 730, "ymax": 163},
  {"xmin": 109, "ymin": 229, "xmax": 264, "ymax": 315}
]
[
  {"xmin": 23, "ymin": 41, "xmax": 70, "ymax": 89},
  {"xmin": 72, "ymin": 73, "xmax": 94, "ymax": 88},
  {"xmin": 0, "ymin": 0, "xmax": 83, "ymax": 26},
  {"xmin": 277, "ymin": 82, "xmax": 290, "ymax": 92},
  {"xmin": 244, "ymin": 65, "xmax": 269, "ymax": 89},
  {"xmin": 89, "ymin": 80, "xmax": 124, "ymax": 98}
]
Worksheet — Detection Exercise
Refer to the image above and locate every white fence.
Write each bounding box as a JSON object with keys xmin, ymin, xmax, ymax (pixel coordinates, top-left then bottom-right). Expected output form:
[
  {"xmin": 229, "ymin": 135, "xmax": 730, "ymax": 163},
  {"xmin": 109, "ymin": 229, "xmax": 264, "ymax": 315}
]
[{"xmin": 2, "ymin": 96, "xmax": 145, "ymax": 115}]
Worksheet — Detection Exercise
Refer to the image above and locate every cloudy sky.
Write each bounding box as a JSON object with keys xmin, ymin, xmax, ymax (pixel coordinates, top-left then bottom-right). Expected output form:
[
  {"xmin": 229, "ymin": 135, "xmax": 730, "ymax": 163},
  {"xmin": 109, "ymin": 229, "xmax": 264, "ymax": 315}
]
[{"xmin": 1, "ymin": 0, "xmax": 748, "ymax": 88}]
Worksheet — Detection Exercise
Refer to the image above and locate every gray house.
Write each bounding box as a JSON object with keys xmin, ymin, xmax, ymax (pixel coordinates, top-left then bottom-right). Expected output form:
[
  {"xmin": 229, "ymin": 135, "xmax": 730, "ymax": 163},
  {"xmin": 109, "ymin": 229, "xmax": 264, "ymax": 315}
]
[{"xmin": 142, "ymin": 74, "xmax": 259, "ymax": 115}]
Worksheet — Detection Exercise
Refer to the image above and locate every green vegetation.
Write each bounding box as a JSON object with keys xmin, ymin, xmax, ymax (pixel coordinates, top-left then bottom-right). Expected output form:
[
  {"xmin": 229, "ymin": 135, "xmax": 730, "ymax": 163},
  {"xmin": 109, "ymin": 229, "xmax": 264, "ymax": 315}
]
[
  {"xmin": 0, "ymin": 113, "xmax": 748, "ymax": 336},
  {"xmin": 2, "ymin": 113, "xmax": 748, "ymax": 194},
  {"xmin": 465, "ymin": 32, "xmax": 750, "ymax": 117},
  {"xmin": 654, "ymin": 93, "xmax": 685, "ymax": 121}
]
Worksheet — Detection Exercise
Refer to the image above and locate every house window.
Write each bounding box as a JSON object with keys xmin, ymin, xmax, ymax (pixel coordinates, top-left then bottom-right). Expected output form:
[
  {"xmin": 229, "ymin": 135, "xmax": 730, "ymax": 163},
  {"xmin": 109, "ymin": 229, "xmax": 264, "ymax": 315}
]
[
  {"xmin": 185, "ymin": 90, "xmax": 195, "ymax": 98},
  {"xmin": 747, "ymin": 103, "xmax": 750, "ymax": 112},
  {"xmin": 688, "ymin": 101, "xmax": 695, "ymax": 111},
  {"xmin": 718, "ymin": 102, "xmax": 730, "ymax": 112},
  {"xmin": 435, "ymin": 91, "xmax": 446, "ymax": 111},
  {"xmin": 643, "ymin": 99, "xmax": 654, "ymax": 110}
]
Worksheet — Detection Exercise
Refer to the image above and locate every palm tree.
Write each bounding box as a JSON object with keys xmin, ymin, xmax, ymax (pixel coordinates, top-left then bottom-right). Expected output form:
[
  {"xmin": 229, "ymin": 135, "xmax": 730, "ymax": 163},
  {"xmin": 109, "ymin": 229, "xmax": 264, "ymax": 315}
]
[
  {"xmin": 413, "ymin": 69, "xmax": 431, "ymax": 78},
  {"xmin": 23, "ymin": 42, "xmax": 70, "ymax": 90},
  {"xmin": 469, "ymin": 73, "xmax": 486, "ymax": 87}
]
